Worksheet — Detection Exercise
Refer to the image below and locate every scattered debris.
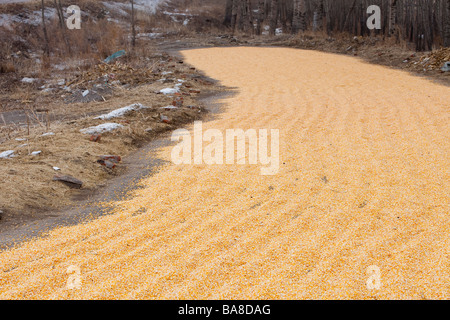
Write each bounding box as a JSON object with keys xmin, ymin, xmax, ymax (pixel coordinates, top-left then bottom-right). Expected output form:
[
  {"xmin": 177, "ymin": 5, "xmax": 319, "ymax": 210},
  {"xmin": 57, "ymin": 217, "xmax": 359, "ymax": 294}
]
[
  {"xmin": 97, "ymin": 159, "xmax": 116, "ymax": 169},
  {"xmin": 90, "ymin": 134, "xmax": 102, "ymax": 142},
  {"xmin": 53, "ymin": 175, "xmax": 83, "ymax": 189},
  {"xmin": 53, "ymin": 167, "xmax": 61, "ymax": 171},
  {"xmin": 415, "ymin": 47, "xmax": 450, "ymax": 71},
  {"xmin": 160, "ymin": 115, "xmax": 171, "ymax": 123},
  {"xmin": 30, "ymin": 151, "xmax": 42, "ymax": 156},
  {"xmin": 82, "ymin": 90, "xmax": 90, "ymax": 97},
  {"xmin": 441, "ymin": 62, "xmax": 450, "ymax": 72},
  {"xmin": 41, "ymin": 132, "xmax": 55, "ymax": 137},
  {"xmin": 359, "ymin": 201, "xmax": 368, "ymax": 208},
  {"xmin": 99, "ymin": 155, "xmax": 121, "ymax": 163},
  {"xmin": 172, "ymin": 95, "xmax": 184, "ymax": 107},
  {"xmin": 104, "ymin": 50, "xmax": 126, "ymax": 63},
  {"xmin": 80, "ymin": 123, "xmax": 124, "ymax": 135}
]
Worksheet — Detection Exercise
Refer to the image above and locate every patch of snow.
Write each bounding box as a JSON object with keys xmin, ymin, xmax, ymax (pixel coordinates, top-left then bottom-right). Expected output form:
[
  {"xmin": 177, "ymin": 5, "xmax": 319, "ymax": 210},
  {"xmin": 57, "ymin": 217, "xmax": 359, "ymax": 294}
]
[
  {"xmin": 0, "ymin": 150, "xmax": 15, "ymax": 159},
  {"xmin": 21, "ymin": 77, "xmax": 37, "ymax": 83},
  {"xmin": 53, "ymin": 167, "xmax": 61, "ymax": 171},
  {"xmin": 80, "ymin": 123, "xmax": 124, "ymax": 135},
  {"xmin": 30, "ymin": 151, "xmax": 41, "ymax": 156},
  {"xmin": 160, "ymin": 87, "xmax": 179, "ymax": 95},
  {"xmin": 82, "ymin": 90, "xmax": 90, "ymax": 97},
  {"xmin": 41, "ymin": 132, "xmax": 55, "ymax": 137},
  {"xmin": 94, "ymin": 103, "xmax": 148, "ymax": 120},
  {"xmin": 0, "ymin": 8, "xmax": 56, "ymax": 29},
  {"xmin": 136, "ymin": 32, "xmax": 163, "ymax": 39},
  {"xmin": 160, "ymin": 105, "xmax": 178, "ymax": 110}
]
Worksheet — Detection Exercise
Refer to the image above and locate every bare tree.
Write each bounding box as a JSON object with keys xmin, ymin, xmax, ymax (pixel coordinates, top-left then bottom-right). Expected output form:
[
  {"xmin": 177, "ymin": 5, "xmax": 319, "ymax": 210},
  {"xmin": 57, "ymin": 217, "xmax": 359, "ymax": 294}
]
[
  {"xmin": 388, "ymin": 0, "xmax": 398, "ymax": 36},
  {"xmin": 269, "ymin": 0, "xmax": 279, "ymax": 35},
  {"xmin": 223, "ymin": 0, "xmax": 450, "ymax": 50},
  {"xmin": 256, "ymin": 0, "xmax": 265, "ymax": 35},
  {"xmin": 224, "ymin": 0, "xmax": 233, "ymax": 26},
  {"xmin": 41, "ymin": 0, "xmax": 50, "ymax": 56},
  {"xmin": 445, "ymin": 0, "xmax": 450, "ymax": 46},
  {"xmin": 131, "ymin": 0, "xmax": 136, "ymax": 48},
  {"xmin": 313, "ymin": 0, "xmax": 324, "ymax": 31},
  {"xmin": 292, "ymin": 0, "xmax": 306, "ymax": 34},
  {"xmin": 231, "ymin": 0, "xmax": 239, "ymax": 33}
]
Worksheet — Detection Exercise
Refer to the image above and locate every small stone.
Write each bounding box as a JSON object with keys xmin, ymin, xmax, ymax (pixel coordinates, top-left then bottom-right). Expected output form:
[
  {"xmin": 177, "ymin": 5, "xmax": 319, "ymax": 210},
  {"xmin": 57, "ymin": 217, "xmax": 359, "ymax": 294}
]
[
  {"xmin": 90, "ymin": 134, "xmax": 102, "ymax": 142},
  {"xmin": 53, "ymin": 175, "xmax": 83, "ymax": 189}
]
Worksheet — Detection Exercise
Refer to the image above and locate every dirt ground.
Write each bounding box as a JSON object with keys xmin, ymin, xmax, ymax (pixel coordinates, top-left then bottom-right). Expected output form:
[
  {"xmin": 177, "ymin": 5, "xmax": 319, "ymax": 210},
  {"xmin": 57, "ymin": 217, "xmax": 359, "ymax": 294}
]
[{"xmin": 0, "ymin": 47, "xmax": 448, "ymax": 299}]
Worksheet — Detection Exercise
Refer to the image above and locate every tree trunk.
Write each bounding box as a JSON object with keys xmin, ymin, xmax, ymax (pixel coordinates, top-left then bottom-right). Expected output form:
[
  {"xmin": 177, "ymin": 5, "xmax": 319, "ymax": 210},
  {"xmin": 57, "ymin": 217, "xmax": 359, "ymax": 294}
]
[
  {"xmin": 292, "ymin": 0, "xmax": 306, "ymax": 34},
  {"xmin": 245, "ymin": 0, "xmax": 253, "ymax": 33},
  {"xmin": 54, "ymin": 0, "xmax": 64, "ymax": 29},
  {"xmin": 343, "ymin": 0, "xmax": 357, "ymax": 32},
  {"xmin": 445, "ymin": 0, "xmax": 450, "ymax": 46},
  {"xmin": 269, "ymin": 0, "xmax": 278, "ymax": 36},
  {"xmin": 256, "ymin": 0, "xmax": 265, "ymax": 35},
  {"xmin": 41, "ymin": 0, "xmax": 50, "ymax": 56},
  {"xmin": 313, "ymin": 0, "xmax": 324, "ymax": 31},
  {"xmin": 238, "ymin": 0, "xmax": 252, "ymax": 32},
  {"xmin": 389, "ymin": 0, "xmax": 398, "ymax": 36},
  {"xmin": 231, "ymin": 0, "xmax": 239, "ymax": 33},
  {"xmin": 131, "ymin": 0, "xmax": 136, "ymax": 47},
  {"xmin": 224, "ymin": 0, "xmax": 233, "ymax": 26}
]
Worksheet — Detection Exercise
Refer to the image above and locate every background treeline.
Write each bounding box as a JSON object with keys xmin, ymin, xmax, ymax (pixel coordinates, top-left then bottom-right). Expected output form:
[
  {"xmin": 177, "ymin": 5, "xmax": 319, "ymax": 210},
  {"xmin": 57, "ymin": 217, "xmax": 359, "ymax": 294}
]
[{"xmin": 222, "ymin": 0, "xmax": 450, "ymax": 51}]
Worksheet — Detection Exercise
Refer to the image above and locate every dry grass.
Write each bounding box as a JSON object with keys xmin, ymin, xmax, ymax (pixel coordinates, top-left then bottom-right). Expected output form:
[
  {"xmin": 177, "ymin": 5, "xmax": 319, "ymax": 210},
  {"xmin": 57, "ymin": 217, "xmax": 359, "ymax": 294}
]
[{"xmin": 0, "ymin": 50, "xmax": 218, "ymax": 218}]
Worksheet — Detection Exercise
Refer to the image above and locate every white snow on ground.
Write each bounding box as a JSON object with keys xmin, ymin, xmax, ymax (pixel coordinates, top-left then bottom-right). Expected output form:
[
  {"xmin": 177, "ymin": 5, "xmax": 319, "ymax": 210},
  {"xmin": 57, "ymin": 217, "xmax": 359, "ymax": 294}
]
[
  {"xmin": 0, "ymin": 1, "xmax": 165, "ymax": 28},
  {"xmin": 94, "ymin": 103, "xmax": 148, "ymax": 120},
  {"xmin": 80, "ymin": 123, "xmax": 124, "ymax": 135},
  {"xmin": 136, "ymin": 32, "xmax": 164, "ymax": 39},
  {"xmin": 21, "ymin": 77, "xmax": 37, "ymax": 83},
  {"xmin": 103, "ymin": 0, "xmax": 166, "ymax": 15},
  {"xmin": 0, "ymin": 150, "xmax": 15, "ymax": 159},
  {"xmin": 0, "ymin": 7, "xmax": 56, "ymax": 29},
  {"xmin": 160, "ymin": 87, "xmax": 180, "ymax": 95}
]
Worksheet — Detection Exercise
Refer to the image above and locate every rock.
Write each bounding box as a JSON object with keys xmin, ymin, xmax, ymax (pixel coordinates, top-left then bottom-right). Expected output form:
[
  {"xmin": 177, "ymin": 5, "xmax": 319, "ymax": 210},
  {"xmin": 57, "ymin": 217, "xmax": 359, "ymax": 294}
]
[
  {"xmin": 99, "ymin": 155, "xmax": 121, "ymax": 163},
  {"xmin": 53, "ymin": 175, "xmax": 83, "ymax": 189},
  {"xmin": 97, "ymin": 159, "xmax": 116, "ymax": 169},
  {"xmin": 90, "ymin": 134, "xmax": 102, "ymax": 142},
  {"xmin": 160, "ymin": 115, "xmax": 171, "ymax": 124}
]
